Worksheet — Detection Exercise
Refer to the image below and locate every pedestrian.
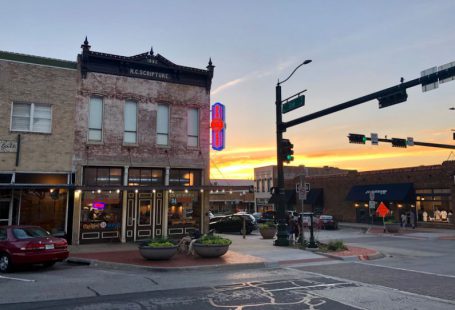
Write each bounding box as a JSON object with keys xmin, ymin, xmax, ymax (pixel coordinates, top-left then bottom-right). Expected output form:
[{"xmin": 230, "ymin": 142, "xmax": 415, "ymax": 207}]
[
  {"xmin": 208, "ymin": 209, "xmax": 214, "ymax": 220},
  {"xmin": 287, "ymin": 214, "xmax": 295, "ymax": 243},
  {"xmin": 410, "ymin": 210, "xmax": 416, "ymax": 229},
  {"xmin": 401, "ymin": 213, "xmax": 407, "ymax": 227}
]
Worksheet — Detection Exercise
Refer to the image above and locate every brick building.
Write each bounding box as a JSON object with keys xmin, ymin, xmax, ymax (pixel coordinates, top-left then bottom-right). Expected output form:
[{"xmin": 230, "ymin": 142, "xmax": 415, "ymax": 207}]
[
  {"xmin": 0, "ymin": 51, "xmax": 77, "ymax": 236},
  {"xmin": 0, "ymin": 39, "xmax": 215, "ymax": 244},
  {"xmin": 288, "ymin": 161, "xmax": 455, "ymax": 227}
]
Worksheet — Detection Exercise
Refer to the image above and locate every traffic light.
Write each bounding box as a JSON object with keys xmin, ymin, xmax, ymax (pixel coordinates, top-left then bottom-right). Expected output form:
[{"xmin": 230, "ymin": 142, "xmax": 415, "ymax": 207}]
[
  {"xmin": 281, "ymin": 139, "xmax": 294, "ymax": 163},
  {"xmin": 378, "ymin": 89, "xmax": 408, "ymax": 109},
  {"xmin": 391, "ymin": 138, "xmax": 407, "ymax": 148},
  {"xmin": 348, "ymin": 134, "xmax": 366, "ymax": 144}
]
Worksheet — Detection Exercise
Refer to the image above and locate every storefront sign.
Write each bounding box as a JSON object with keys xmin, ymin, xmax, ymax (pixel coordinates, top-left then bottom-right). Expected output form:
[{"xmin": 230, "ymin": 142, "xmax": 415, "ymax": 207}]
[
  {"xmin": 129, "ymin": 68, "xmax": 170, "ymax": 80},
  {"xmin": 211, "ymin": 102, "xmax": 226, "ymax": 151},
  {"xmin": 0, "ymin": 140, "xmax": 17, "ymax": 153},
  {"xmin": 82, "ymin": 222, "xmax": 120, "ymax": 230},
  {"xmin": 92, "ymin": 202, "xmax": 105, "ymax": 210}
]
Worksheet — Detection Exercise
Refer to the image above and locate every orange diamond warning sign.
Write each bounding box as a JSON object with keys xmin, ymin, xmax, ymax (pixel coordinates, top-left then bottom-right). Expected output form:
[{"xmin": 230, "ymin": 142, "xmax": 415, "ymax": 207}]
[{"xmin": 375, "ymin": 202, "xmax": 390, "ymax": 218}]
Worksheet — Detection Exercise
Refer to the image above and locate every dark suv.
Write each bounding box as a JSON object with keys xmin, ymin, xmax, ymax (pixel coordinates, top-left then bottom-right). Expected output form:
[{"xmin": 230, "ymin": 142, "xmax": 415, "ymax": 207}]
[{"xmin": 209, "ymin": 214, "xmax": 258, "ymax": 234}]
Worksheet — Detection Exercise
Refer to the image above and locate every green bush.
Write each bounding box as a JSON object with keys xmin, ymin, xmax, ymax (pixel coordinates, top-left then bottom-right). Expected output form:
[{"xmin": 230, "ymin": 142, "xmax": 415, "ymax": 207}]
[
  {"xmin": 259, "ymin": 221, "xmax": 276, "ymax": 229},
  {"xmin": 198, "ymin": 234, "xmax": 232, "ymax": 246},
  {"xmin": 320, "ymin": 240, "xmax": 347, "ymax": 252},
  {"xmin": 146, "ymin": 238, "xmax": 175, "ymax": 247}
]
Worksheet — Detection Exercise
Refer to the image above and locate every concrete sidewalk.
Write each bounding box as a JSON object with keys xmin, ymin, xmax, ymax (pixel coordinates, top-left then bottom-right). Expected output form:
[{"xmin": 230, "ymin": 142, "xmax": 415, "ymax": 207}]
[{"xmin": 67, "ymin": 231, "xmax": 382, "ymax": 271}]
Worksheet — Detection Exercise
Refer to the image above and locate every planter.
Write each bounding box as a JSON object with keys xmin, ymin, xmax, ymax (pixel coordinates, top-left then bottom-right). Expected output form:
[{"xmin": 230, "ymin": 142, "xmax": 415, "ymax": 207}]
[
  {"xmin": 138, "ymin": 245, "xmax": 178, "ymax": 260},
  {"xmin": 192, "ymin": 243, "xmax": 230, "ymax": 258},
  {"xmin": 259, "ymin": 227, "xmax": 277, "ymax": 239},
  {"xmin": 384, "ymin": 223, "xmax": 400, "ymax": 233}
]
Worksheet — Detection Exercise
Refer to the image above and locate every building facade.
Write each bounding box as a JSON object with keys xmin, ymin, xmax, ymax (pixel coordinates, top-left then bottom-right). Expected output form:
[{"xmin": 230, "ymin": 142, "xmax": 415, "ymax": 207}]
[
  {"xmin": 289, "ymin": 161, "xmax": 455, "ymax": 227},
  {"xmin": 0, "ymin": 51, "xmax": 77, "ymax": 237},
  {"xmin": 209, "ymin": 180, "xmax": 254, "ymax": 214},
  {"xmin": 0, "ymin": 39, "xmax": 215, "ymax": 244}
]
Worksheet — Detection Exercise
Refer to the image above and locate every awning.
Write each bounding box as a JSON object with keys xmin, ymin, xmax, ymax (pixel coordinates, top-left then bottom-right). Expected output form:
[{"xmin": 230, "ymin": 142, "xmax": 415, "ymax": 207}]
[
  {"xmin": 268, "ymin": 190, "xmax": 295, "ymax": 205},
  {"xmin": 304, "ymin": 188, "xmax": 323, "ymax": 205},
  {"xmin": 346, "ymin": 183, "xmax": 415, "ymax": 202}
]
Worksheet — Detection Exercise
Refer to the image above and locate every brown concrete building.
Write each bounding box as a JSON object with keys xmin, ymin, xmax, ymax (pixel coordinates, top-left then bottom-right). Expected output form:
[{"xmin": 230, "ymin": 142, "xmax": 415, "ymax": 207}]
[
  {"xmin": 0, "ymin": 51, "xmax": 77, "ymax": 236},
  {"xmin": 288, "ymin": 161, "xmax": 455, "ymax": 227}
]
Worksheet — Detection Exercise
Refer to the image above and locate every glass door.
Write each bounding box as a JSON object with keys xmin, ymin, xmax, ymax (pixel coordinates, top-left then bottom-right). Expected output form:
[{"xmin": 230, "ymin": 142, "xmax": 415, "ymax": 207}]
[{"xmin": 0, "ymin": 200, "xmax": 11, "ymax": 226}]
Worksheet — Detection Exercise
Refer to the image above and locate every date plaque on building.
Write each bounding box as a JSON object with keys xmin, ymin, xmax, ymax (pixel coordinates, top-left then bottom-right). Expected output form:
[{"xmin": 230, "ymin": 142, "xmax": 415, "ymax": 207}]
[{"xmin": 0, "ymin": 140, "xmax": 17, "ymax": 153}]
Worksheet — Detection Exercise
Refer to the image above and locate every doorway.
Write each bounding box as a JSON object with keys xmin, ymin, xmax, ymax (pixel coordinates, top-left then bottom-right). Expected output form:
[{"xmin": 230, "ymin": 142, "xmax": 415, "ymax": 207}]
[
  {"xmin": 126, "ymin": 191, "xmax": 164, "ymax": 242},
  {"xmin": 0, "ymin": 200, "xmax": 12, "ymax": 226}
]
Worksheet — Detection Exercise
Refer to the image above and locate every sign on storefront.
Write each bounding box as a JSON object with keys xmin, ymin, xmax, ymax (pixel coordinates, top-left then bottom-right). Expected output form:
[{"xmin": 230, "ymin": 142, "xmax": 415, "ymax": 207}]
[{"xmin": 0, "ymin": 140, "xmax": 17, "ymax": 153}]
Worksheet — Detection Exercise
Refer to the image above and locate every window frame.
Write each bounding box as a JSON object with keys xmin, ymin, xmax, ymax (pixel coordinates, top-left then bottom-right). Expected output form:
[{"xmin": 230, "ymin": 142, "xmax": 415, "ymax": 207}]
[
  {"xmin": 88, "ymin": 97, "xmax": 104, "ymax": 143},
  {"xmin": 187, "ymin": 108, "xmax": 199, "ymax": 147},
  {"xmin": 124, "ymin": 100, "xmax": 138, "ymax": 144},
  {"xmin": 156, "ymin": 104, "xmax": 169, "ymax": 146},
  {"xmin": 10, "ymin": 102, "xmax": 52, "ymax": 134}
]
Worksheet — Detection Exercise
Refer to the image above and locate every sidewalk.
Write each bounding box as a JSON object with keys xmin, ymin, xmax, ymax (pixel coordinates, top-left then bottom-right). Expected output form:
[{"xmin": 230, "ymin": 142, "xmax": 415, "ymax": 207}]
[{"xmin": 67, "ymin": 232, "xmax": 382, "ymax": 271}]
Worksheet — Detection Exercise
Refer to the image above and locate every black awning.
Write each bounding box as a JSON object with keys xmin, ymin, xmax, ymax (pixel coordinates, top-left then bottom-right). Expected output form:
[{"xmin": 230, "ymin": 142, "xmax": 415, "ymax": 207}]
[
  {"xmin": 268, "ymin": 190, "xmax": 295, "ymax": 205},
  {"xmin": 346, "ymin": 183, "xmax": 415, "ymax": 202},
  {"xmin": 304, "ymin": 188, "xmax": 323, "ymax": 205}
]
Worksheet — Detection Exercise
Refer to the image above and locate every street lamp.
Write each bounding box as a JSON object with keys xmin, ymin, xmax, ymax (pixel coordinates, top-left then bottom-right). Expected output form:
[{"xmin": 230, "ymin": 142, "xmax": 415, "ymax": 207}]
[{"xmin": 274, "ymin": 59, "xmax": 312, "ymax": 246}]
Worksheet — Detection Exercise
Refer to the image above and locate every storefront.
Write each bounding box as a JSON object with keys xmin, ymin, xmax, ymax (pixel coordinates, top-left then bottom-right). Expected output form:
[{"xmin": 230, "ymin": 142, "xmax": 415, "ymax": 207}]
[
  {"xmin": 416, "ymin": 188, "xmax": 453, "ymax": 224},
  {"xmin": 0, "ymin": 172, "xmax": 73, "ymax": 238}
]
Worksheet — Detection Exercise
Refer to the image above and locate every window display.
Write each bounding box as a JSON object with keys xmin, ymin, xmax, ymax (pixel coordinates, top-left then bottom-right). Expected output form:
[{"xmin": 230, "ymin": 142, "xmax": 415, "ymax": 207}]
[
  {"xmin": 168, "ymin": 191, "xmax": 201, "ymax": 236},
  {"xmin": 81, "ymin": 191, "xmax": 122, "ymax": 233}
]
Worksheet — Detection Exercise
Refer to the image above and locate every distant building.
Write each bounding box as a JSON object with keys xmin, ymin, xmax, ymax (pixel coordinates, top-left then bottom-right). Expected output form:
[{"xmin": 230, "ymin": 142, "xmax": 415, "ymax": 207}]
[
  {"xmin": 209, "ymin": 179, "xmax": 254, "ymax": 214},
  {"xmin": 254, "ymin": 165, "xmax": 352, "ymax": 213}
]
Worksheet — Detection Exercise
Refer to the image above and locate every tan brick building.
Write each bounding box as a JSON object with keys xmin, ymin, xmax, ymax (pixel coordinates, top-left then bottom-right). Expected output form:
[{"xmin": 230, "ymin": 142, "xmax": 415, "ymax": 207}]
[{"xmin": 0, "ymin": 51, "xmax": 77, "ymax": 236}]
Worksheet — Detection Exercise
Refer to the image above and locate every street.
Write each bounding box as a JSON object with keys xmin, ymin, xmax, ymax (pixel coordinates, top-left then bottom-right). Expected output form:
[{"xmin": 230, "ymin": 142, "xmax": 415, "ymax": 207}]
[{"xmin": 1, "ymin": 227, "xmax": 455, "ymax": 309}]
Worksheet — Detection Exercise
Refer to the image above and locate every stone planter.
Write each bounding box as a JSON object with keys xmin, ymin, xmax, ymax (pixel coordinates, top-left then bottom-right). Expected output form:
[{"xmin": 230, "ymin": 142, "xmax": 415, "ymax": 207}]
[
  {"xmin": 138, "ymin": 245, "xmax": 178, "ymax": 260},
  {"xmin": 259, "ymin": 227, "xmax": 277, "ymax": 239},
  {"xmin": 192, "ymin": 243, "xmax": 230, "ymax": 258},
  {"xmin": 384, "ymin": 223, "xmax": 400, "ymax": 233}
]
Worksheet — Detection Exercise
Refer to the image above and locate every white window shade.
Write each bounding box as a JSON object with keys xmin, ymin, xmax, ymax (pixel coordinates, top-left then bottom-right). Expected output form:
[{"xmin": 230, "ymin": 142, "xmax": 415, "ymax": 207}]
[
  {"xmin": 11, "ymin": 102, "xmax": 51, "ymax": 133},
  {"xmin": 187, "ymin": 108, "xmax": 199, "ymax": 147},
  {"xmin": 124, "ymin": 101, "xmax": 137, "ymax": 143},
  {"xmin": 88, "ymin": 97, "xmax": 103, "ymax": 141},
  {"xmin": 157, "ymin": 105, "xmax": 169, "ymax": 145}
]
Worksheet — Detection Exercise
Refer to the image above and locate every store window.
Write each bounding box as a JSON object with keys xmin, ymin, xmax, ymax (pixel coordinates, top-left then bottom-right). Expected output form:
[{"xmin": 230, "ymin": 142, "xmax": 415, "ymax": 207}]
[
  {"xmin": 168, "ymin": 190, "xmax": 201, "ymax": 237},
  {"xmin": 128, "ymin": 168, "xmax": 164, "ymax": 186},
  {"xmin": 88, "ymin": 97, "xmax": 103, "ymax": 142},
  {"xmin": 187, "ymin": 108, "xmax": 199, "ymax": 147},
  {"xmin": 19, "ymin": 189, "xmax": 67, "ymax": 235},
  {"xmin": 83, "ymin": 167, "xmax": 123, "ymax": 186},
  {"xmin": 157, "ymin": 104, "xmax": 169, "ymax": 145},
  {"xmin": 169, "ymin": 169, "xmax": 201, "ymax": 186},
  {"xmin": 416, "ymin": 188, "xmax": 452, "ymax": 223},
  {"xmin": 124, "ymin": 100, "xmax": 137, "ymax": 144},
  {"xmin": 11, "ymin": 102, "xmax": 52, "ymax": 133},
  {"xmin": 80, "ymin": 191, "xmax": 122, "ymax": 239}
]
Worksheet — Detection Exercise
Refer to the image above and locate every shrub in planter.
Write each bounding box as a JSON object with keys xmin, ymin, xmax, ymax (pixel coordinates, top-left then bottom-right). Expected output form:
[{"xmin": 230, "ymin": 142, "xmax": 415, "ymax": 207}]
[
  {"xmin": 319, "ymin": 240, "xmax": 347, "ymax": 252},
  {"xmin": 384, "ymin": 221, "xmax": 400, "ymax": 233},
  {"xmin": 193, "ymin": 234, "xmax": 232, "ymax": 258},
  {"xmin": 259, "ymin": 222, "xmax": 277, "ymax": 239},
  {"xmin": 138, "ymin": 238, "xmax": 178, "ymax": 260}
]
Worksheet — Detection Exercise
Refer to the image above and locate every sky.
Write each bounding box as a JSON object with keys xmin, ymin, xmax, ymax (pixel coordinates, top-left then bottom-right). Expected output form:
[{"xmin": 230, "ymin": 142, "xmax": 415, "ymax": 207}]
[{"xmin": 2, "ymin": 0, "xmax": 454, "ymax": 180}]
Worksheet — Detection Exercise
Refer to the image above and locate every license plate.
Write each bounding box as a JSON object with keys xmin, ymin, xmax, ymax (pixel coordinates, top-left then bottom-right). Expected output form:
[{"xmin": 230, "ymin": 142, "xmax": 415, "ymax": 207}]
[{"xmin": 45, "ymin": 244, "xmax": 54, "ymax": 250}]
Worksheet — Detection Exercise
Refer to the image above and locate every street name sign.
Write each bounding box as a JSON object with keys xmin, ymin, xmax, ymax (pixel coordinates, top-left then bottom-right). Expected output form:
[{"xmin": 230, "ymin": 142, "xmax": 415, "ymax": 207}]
[{"xmin": 282, "ymin": 95, "xmax": 305, "ymax": 114}]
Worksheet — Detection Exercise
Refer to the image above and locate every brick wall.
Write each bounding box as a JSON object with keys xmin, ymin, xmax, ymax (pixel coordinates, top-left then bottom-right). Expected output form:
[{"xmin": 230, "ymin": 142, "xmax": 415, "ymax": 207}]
[{"xmin": 0, "ymin": 60, "xmax": 77, "ymax": 172}]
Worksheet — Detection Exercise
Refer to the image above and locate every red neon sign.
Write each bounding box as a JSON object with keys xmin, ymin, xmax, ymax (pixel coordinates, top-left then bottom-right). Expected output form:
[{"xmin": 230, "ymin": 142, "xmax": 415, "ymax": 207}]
[{"xmin": 211, "ymin": 102, "xmax": 225, "ymax": 151}]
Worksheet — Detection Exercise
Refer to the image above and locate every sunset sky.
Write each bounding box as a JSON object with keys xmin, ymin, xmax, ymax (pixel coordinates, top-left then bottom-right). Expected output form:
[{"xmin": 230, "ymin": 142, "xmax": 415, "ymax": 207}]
[{"xmin": 2, "ymin": 0, "xmax": 454, "ymax": 180}]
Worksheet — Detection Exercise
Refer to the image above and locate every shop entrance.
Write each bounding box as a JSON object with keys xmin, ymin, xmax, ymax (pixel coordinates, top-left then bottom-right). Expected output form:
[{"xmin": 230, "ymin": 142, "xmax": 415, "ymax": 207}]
[
  {"xmin": 0, "ymin": 200, "xmax": 12, "ymax": 226},
  {"xmin": 126, "ymin": 191, "xmax": 164, "ymax": 242}
]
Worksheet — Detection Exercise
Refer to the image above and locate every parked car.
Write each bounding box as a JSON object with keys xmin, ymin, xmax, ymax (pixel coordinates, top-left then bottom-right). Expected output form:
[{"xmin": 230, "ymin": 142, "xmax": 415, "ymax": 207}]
[
  {"xmin": 209, "ymin": 214, "xmax": 258, "ymax": 234},
  {"xmin": 258, "ymin": 210, "xmax": 276, "ymax": 223},
  {"xmin": 0, "ymin": 225, "xmax": 69, "ymax": 273},
  {"xmin": 234, "ymin": 212, "xmax": 257, "ymax": 225},
  {"xmin": 210, "ymin": 215, "xmax": 226, "ymax": 223},
  {"xmin": 317, "ymin": 215, "xmax": 339, "ymax": 229}
]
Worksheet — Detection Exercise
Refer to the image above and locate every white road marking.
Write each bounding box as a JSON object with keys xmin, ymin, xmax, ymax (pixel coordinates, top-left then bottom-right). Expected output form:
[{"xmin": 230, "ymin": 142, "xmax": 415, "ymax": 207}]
[
  {"xmin": 0, "ymin": 275, "xmax": 35, "ymax": 282},
  {"xmin": 359, "ymin": 262, "xmax": 455, "ymax": 279}
]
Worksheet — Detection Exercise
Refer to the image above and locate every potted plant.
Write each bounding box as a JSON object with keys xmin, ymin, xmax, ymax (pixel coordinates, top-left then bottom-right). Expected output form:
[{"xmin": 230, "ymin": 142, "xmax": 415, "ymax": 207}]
[
  {"xmin": 384, "ymin": 220, "xmax": 400, "ymax": 233},
  {"xmin": 192, "ymin": 234, "xmax": 232, "ymax": 258},
  {"xmin": 259, "ymin": 221, "xmax": 277, "ymax": 239},
  {"xmin": 138, "ymin": 238, "xmax": 178, "ymax": 260}
]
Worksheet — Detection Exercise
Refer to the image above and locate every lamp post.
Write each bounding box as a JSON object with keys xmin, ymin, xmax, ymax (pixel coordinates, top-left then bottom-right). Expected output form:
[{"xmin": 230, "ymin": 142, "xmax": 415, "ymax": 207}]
[{"xmin": 274, "ymin": 60, "xmax": 312, "ymax": 246}]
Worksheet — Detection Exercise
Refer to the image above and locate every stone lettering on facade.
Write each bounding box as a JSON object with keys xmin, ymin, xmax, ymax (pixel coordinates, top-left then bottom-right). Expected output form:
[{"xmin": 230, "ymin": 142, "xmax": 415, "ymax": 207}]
[{"xmin": 129, "ymin": 68, "xmax": 170, "ymax": 80}]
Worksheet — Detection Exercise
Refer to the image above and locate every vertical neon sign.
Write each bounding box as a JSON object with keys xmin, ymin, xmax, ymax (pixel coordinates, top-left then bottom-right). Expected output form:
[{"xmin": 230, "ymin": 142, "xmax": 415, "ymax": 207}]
[{"xmin": 211, "ymin": 102, "xmax": 226, "ymax": 151}]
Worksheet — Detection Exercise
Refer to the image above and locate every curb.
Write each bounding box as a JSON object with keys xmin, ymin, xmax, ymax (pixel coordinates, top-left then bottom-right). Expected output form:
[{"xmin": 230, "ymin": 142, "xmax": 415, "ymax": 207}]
[
  {"xmin": 315, "ymin": 250, "xmax": 385, "ymax": 262},
  {"xmin": 67, "ymin": 256, "xmax": 268, "ymax": 272}
]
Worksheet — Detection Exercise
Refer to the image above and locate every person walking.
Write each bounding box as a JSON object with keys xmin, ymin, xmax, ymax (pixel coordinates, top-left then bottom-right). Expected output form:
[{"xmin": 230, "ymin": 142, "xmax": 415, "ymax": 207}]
[
  {"xmin": 401, "ymin": 213, "xmax": 407, "ymax": 228},
  {"xmin": 410, "ymin": 210, "xmax": 416, "ymax": 229}
]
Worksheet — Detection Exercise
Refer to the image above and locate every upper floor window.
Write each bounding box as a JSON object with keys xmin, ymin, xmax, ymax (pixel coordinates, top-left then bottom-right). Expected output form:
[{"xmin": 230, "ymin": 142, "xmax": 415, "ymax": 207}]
[
  {"xmin": 187, "ymin": 108, "xmax": 199, "ymax": 147},
  {"xmin": 88, "ymin": 97, "xmax": 103, "ymax": 142},
  {"xmin": 83, "ymin": 166, "xmax": 123, "ymax": 186},
  {"xmin": 157, "ymin": 104, "xmax": 169, "ymax": 146},
  {"xmin": 11, "ymin": 102, "xmax": 52, "ymax": 133},
  {"xmin": 124, "ymin": 101, "xmax": 137, "ymax": 144}
]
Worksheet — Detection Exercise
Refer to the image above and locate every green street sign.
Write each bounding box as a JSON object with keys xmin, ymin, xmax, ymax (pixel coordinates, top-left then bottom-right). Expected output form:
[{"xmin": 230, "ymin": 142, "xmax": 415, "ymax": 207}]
[{"xmin": 282, "ymin": 95, "xmax": 305, "ymax": 114}]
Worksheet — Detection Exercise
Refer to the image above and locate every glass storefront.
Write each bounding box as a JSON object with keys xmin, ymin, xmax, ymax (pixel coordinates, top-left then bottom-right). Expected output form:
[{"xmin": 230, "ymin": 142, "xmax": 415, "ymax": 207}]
[
  {"xmin": 416, "ymin": 189, "xmax": 452, "ymax": 223},
  {"xmin": 80, "ymin": 191, "xmax": 122, "ymax": 242},
  {"xmin": 168, "ymin": 190, "xmax": 201, "ymax": 237}
]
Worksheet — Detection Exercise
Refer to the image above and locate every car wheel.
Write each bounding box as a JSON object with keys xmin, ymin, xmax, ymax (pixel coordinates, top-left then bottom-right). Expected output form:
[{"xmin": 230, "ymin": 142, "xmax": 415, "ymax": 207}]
[
  {"xmin": 0, "ymin": 253, "xmax": 12, "ymax": 273},
  {"xmin": 43, "ymin": 261, "xmax": 56, "ymax": 268}
]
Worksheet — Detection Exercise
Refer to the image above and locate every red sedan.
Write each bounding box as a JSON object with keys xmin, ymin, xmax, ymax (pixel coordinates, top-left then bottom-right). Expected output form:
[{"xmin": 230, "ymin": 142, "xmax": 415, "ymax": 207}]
[{"xmin": 0, "ymin": 225, "xmax": 69, "ymax": 272}]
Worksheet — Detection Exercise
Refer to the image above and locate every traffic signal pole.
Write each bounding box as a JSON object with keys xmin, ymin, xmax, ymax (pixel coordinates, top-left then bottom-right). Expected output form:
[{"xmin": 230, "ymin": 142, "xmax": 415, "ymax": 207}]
[
  {"xmin": 275, "ymin": 83, "xmax": 290, "ymax": 246},
  {"xmin": 349, "ymin": 134, "xmax": 455, "ymax": 149}
]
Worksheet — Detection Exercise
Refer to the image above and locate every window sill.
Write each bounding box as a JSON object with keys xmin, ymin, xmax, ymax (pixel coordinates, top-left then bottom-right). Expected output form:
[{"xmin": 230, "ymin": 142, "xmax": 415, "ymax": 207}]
[
  {"xmin": 87, "ymin": 141, "xmax": 104, "ymax": 145},
  {"xmin": 10, "ymin": 130, "xmax": 52, "ymax": 135},
  {"xmin": 123, "ymin": 143, "xmax": 139, "ymax": 147}
]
